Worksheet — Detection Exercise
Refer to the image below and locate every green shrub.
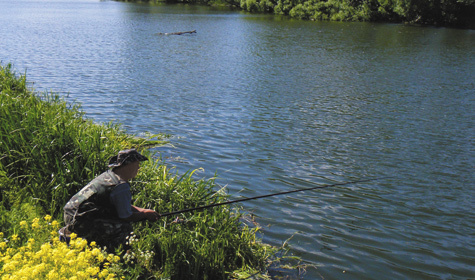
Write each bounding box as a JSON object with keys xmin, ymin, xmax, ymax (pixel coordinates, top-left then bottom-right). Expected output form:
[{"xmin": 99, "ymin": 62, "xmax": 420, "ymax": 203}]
[{"xmin": 122, "ymin": 163, "xmax": 278, "ymax": 279}]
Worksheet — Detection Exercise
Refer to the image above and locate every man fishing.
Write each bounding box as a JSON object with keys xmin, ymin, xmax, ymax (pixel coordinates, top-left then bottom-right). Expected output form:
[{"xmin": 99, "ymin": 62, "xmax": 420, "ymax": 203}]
[{"xmin": 59, "ymin": 148, "xmax": 160, "ymax": 249}]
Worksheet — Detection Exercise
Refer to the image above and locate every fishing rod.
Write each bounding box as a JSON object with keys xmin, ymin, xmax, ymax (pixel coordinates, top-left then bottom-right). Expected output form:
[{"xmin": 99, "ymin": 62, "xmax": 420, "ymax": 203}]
[{"xmin": 159, "ymin": 177, "xmax": 389, "ymax": 217}]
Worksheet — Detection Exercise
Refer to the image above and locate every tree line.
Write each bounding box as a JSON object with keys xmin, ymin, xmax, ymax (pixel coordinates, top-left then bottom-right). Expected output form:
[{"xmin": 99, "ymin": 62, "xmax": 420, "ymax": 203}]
[{"xmin": 160, "ymin": 0, "xmax": 475, "ymax": 28}]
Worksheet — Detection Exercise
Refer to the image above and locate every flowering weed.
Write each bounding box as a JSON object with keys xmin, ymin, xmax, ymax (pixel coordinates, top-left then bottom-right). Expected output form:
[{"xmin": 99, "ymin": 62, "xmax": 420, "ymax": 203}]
[{"xmin": 0, "ymin": 215, "xmax": 123, "ymax": 280}]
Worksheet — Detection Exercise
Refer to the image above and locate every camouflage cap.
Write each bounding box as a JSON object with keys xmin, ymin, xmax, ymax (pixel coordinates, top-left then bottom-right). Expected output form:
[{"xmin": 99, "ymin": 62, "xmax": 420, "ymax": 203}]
[{"xmin": 108, "ymin": 149, "xmax": 148, "ymax": 168}]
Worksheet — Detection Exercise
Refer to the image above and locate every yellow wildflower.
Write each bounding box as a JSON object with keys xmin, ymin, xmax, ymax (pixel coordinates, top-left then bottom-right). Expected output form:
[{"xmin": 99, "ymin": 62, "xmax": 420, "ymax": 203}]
[
  {"xmin": 96, "ymin": 252, "xmax": 105, "ymax": 262},
  {"xmin": 47, "ymin": 269, "xmax": 59, "ymax": 279},
  {"xmin": 107, "ymin": 253, "xmax": 115, "ymax": 262},
  {"xmin": 99, "ymin": 269, "xmax": 109, "ymax": 278},
  {"xmin": 76, "ymin": 271, "xmax": 88, "ymax": 278},
  {"xmin": 31, "ymin": 218, "xmax": 40, "ymax": 230},
  {"xmin": 70, "ymin": 232, "xmax": 77, "ymax": 240},
  {"xmin": 44, "ymin": 215, "xmax": 52, "ymax": 222},
  {"xmin": 0, "ymin": 219, "xmax": 124, "ymax": 280},
  {"xmin": 86, "ymin": 266, "xmax": 99, "ymax": 276},
  {"xmin": 11, "ymin": 234, "xmax": 19, "ymax": 241}
]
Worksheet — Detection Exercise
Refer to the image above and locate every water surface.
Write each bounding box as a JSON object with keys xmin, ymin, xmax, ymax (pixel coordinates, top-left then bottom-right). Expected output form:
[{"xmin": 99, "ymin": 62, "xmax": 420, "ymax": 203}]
[{"xmin": 1, "ymin": 0, "xmax": 474, "ymax": 278}]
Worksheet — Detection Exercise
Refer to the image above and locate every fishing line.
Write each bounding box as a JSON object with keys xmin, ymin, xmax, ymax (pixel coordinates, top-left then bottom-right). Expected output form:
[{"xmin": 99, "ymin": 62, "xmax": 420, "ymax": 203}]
[{"xmin": 159, "ymin": 177, "xmax": 390, "ymax": 217}]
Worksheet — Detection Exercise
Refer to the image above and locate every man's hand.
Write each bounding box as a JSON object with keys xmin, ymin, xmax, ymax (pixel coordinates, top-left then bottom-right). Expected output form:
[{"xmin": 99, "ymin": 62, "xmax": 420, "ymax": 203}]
[
  {"xmin": 122, "ymin": 205, "xmax": 160, "ymax": 222},
  {"xmin": 143, "ymin": 209, "xmax": 161, "ymax": 222}
]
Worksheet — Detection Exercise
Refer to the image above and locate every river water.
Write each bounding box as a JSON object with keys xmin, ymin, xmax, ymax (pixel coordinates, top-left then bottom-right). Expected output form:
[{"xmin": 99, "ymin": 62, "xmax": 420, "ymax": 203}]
[{"xmin": 1, "ymin": 0, "xmax": 474, "ymax": 278}]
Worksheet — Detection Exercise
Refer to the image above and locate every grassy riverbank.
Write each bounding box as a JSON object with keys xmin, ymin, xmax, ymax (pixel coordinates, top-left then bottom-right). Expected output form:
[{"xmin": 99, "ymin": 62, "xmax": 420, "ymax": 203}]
[{"xmin": 0, "ymin": 63, "xmax": 293, "ymax": 279}]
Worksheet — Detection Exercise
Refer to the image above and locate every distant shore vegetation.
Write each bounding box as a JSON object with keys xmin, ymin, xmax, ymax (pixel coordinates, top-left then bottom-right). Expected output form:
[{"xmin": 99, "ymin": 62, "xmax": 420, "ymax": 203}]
[{"xmin": 125, "ymin": 0, "xmax": 475, "ymax": 28}]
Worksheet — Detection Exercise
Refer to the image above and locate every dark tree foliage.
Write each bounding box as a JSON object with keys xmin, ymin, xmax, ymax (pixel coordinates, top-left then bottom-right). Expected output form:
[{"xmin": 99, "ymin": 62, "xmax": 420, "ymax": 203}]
[{"xmin": 158, "ymin": 0, "xmax": 475, "ymax": 28}]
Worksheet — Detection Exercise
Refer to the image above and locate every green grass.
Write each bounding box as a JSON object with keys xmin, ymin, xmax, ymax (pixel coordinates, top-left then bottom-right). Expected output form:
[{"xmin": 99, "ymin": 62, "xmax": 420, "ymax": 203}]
[
  {"xmin": 0, "ymin": 63, "xmax": 295, "ymax": 279},
  {"xmin": 0, "ymin": 63, "xmax": 135, "ymax": 215},
  {"xmin": 127, "ymin": 164, "xmax": 277, "ymax": 279}
]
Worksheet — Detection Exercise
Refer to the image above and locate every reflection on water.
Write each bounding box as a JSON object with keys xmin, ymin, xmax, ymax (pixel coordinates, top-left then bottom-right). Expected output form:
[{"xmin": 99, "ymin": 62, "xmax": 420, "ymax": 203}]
[{"xmin": 1, "ymin": 0, "xmax": 474, "ymax": 278}]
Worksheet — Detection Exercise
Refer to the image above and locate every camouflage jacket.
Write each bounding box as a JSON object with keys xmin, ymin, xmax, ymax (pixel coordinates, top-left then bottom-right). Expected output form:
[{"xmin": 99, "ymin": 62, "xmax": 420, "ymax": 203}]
[{"xmin": 64, "ymin": 170, "xmax": 125, "ymax": 225}]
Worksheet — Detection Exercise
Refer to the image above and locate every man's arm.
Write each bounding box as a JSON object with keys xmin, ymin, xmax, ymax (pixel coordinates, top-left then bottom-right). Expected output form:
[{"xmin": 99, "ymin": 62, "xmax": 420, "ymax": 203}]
[
  {"xmin": 110, "ymin": 183, "xmax": 160, "ymax": 222},
  {"xmin": 121, "ymin": 205, "xmax": 160, "ymax": 222}
]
